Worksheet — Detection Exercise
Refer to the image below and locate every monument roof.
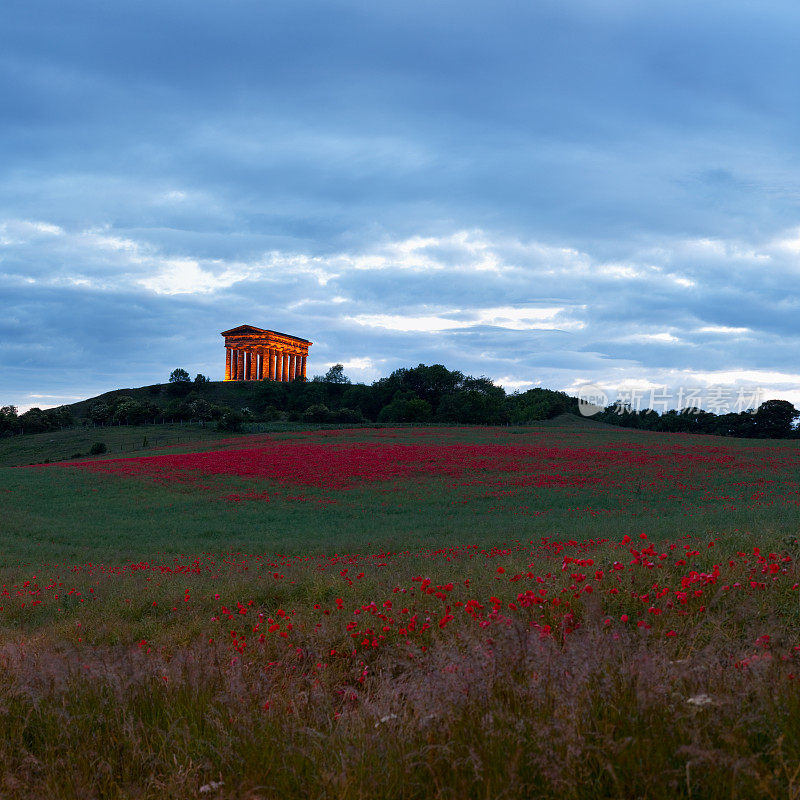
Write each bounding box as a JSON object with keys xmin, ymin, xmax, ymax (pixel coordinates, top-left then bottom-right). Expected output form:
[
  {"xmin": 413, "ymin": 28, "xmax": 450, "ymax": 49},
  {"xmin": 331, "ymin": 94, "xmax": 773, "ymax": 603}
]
[{"xmin": 220, "ymin": 325, "xmax": 312, "ymax": 344}]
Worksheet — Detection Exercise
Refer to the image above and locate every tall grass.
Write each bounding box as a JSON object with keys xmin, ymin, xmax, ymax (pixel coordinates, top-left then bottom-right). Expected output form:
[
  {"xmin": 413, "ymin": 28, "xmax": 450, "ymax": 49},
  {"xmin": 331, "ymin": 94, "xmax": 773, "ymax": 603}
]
[{"xmin": 2, "ymin": 605, "xmax": 800, "ymax": 799}]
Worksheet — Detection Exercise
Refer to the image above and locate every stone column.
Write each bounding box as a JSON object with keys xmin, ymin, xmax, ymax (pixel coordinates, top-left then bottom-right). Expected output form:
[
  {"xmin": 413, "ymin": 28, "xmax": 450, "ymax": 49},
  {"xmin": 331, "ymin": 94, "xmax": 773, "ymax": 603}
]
[
  {"xmin": 275, "ymin": 350, "xmax": 282, "ymax": 382},
  {"xmin": 225, "ymin": 347, "xmax": 232, "ymax": 381},
  {"xmin": 283, "ymin": 353, "xmax": 290, "ymax": 382},
  {"xmin": 236, "ymin": 349, "xmax": 244, "ymax": 381},
  {"xmin": 288, "ymin": 354, "xmax": 296, "ymax": 381},
  {"xmin": 266, "ymin": 349, "xmax": 274, "ymax": 380},
  {"xmin": 249, "ymin": 350, "xmax": 257, "ymax": 380},
  {"xmin": 256, "ymin": 351, "xmax": 263, "ymax": 380},
  {"xmin": 300, "ymin": 354, "xmax": 307, "ymax": 380}
]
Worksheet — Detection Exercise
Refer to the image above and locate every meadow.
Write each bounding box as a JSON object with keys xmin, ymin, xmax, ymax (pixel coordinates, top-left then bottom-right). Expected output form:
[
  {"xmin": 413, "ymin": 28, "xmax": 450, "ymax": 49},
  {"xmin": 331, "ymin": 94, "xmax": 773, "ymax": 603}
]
[{"xmin": 1, "ymin": 419, "xmax": 800, "ymax": 798}]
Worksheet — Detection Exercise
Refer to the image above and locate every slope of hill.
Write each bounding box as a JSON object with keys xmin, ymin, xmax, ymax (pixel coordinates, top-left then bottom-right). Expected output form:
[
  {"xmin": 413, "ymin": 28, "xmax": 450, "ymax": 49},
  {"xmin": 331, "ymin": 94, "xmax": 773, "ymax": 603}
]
[{"xmin": 64, "ymin": 380, "xmax": 267, "ymax": 419}]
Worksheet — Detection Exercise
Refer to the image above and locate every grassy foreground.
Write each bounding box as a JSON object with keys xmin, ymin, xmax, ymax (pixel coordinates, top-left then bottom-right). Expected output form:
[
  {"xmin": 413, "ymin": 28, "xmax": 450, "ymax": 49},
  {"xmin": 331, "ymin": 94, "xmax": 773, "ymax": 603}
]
[{"xmin": 1, "ymin": 420, "xmax": 800, "ymax": 798}]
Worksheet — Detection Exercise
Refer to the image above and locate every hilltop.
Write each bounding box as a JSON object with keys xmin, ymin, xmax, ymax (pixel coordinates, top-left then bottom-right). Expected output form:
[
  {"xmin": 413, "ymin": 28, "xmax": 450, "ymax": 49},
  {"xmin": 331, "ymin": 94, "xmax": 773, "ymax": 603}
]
[{"xmin": 56, "ymin": 364, "xmax": 578, "ymax": 428}]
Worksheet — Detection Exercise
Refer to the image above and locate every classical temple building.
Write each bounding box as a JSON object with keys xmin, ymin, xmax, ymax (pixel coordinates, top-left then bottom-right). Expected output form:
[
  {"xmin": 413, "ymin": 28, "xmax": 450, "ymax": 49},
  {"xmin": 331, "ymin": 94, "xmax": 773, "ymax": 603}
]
[{"xmin": 221, "ymin": 325, "xmax": 312, "ymax": 382}]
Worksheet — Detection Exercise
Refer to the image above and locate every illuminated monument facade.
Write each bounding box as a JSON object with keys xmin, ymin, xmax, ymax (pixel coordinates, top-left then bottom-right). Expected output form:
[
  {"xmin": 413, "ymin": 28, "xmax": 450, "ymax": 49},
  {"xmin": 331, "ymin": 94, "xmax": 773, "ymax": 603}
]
[{"xmin": 221, "ymin": 325, "xmax": 312, "ymax": 382}]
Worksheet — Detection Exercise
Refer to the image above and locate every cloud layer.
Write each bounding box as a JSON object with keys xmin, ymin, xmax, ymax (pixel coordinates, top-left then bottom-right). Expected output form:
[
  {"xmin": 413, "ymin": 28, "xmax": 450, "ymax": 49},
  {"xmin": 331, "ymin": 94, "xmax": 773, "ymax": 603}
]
[{"xmin": 2, "ymin": 1, "xmax": 800, "ymax": 410}]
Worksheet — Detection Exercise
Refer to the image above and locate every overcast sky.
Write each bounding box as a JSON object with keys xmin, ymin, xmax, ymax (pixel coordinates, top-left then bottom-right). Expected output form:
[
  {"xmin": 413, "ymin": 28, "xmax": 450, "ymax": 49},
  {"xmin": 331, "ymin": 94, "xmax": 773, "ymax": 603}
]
[{"xmin": 3, "ymin": 0, "xmax": 800, "ymax": 412}]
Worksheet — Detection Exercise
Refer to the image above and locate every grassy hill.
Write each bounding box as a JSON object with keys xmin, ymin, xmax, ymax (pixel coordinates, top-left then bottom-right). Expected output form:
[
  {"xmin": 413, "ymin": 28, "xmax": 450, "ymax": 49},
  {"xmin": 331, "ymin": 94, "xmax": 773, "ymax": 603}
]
[
  {"xmin": 64, "ymin": 379, "xmax": 273, "ymax": 419},
  {"xmin": 9, "ymin": 364, "xmax": 581, "ymax": 434}
]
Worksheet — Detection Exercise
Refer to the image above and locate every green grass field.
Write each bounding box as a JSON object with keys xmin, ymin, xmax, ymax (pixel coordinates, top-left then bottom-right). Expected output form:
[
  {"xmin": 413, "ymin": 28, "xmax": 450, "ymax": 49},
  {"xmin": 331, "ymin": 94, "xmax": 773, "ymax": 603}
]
[{"xmin": 1, "ymin": 419, "xmax": 800, "ymax": 798}]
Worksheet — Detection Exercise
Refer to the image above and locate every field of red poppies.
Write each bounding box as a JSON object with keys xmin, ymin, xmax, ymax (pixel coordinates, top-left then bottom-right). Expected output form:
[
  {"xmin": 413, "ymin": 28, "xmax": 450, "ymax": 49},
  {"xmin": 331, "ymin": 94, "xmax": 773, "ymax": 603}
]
[{"xmin": 2, "ymin": 422, "xmax": 800, "ymax": 799}]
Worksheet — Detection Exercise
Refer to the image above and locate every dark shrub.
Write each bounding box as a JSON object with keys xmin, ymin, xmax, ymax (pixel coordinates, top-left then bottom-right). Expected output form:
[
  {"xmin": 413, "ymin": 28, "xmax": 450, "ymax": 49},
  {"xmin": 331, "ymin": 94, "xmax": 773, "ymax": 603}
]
[
  {"xmin": 216, "ymin": 411, "xmax": 243, "ymax": 432},
  {"xmin": 333, "ymin": 407, "xmax": 365, "ymax": 424},
  {"xmin": 302, "ymin": 404, "xmax": 332, "ymax": 423}
]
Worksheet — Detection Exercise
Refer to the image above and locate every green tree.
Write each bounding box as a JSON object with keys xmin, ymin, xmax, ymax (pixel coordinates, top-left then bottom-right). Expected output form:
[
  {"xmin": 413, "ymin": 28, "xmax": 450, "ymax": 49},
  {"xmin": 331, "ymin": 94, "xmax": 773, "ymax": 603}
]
[
  {"xmin": 112, "ymin": 398, "xmax": 155, "ymax": 425},
  {"xmin": 165, "ymin": 399, "xmax": 193, "ymax": 421},
  {"xmin": 285, "ymin": 381, "xmax": 325, "ymax": 414},
  {"xmin": 377, "ymin": 392, "xmax": 433, "ymax": 423},
  {"xmin": 168, "ymin": 368, "xmax": 192, "ymax": 396},
  {"xmin": 333, "ymin": 407, "xmax": 365, "ymax": 423},
  {"xmin": 0, "ymin": 405, "xmax": 20, "ymax": 435},
  {"xmin": 89, "ymin": 402, "xmax": 111, "ymax": 425},
  {"xmin": 341, "ymin": 384, "xmax": 382, "ymax": 420},
  {"xmin": 324, "ymin": 364, "xmax": 351, "ymax": 384},
  {"xmin": 217, "ymin": 410, "xmax": 244, "ymax": 431},
  {"xmin": 169, "ymin": 368, "xmax": 191, "ymax": 383},
  {"xmin": 754, "ymin": 399, "xmax": 799, "ymax": 438},
  {"xmin": 507, "ymin": 388, "xmax": 573, "ymax": 423},
  {"xmin": 18, "ymin": 408, "xmax": 50, "ymax": 433},
  {"xmin": 44, "ymin": 406, "xmax": 74, "ymax": 429},
  {"xmin": 713, "ymin": 411, "xmax": 756, "ymax": 437},
  {"xmin": 656, "ymin": 409, "xmax": 694, "ymax": 433},
  {"xmin": 189, "ymin": 398, "xmax": 213, "ymax": 423},
  {"xmin": 438, "ymin": 377, "xmax": 506, "ymax": 423},
  {"xmin": 302, "ymin": 404, "xmax": 333, "ymax": 423},
  {"xmin": 397, "ymin": 364, "xmax": 464, "ymax": 410}
]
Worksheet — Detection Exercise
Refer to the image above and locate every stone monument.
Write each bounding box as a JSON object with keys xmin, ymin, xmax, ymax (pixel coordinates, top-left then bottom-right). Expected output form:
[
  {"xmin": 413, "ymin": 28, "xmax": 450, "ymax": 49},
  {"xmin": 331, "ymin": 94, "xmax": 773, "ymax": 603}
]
[{"xmin": 221, "ymin": 325, "xmax": 312, "ymax": 382}]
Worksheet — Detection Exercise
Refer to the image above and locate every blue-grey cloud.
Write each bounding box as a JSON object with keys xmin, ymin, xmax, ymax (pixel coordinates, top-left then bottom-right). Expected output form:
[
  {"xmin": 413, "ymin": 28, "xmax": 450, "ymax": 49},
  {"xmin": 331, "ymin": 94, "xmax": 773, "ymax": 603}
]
[{"xmin": 2, "ymin": 0, "xmax": 800, "ymax": 410}]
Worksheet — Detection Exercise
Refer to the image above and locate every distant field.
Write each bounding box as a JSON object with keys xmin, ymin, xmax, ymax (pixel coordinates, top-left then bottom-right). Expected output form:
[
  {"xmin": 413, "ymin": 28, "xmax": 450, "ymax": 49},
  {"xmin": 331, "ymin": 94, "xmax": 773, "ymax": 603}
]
[{"xmin": 1, "ymin": 421, "xmax": 799, "ymax": 798}]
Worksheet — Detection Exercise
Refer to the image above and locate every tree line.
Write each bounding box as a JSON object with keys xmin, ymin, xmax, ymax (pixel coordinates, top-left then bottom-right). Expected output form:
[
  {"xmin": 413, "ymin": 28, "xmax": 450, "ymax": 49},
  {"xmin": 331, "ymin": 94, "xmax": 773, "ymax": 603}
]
[
  {"xmin": 593, "ymin": 398, "xmax": 800, "ymax": 439},
  {"xmin": 0, "ymin": 405, "xmax": 74, "ymax": 435},
  {"xmin": 152, "ymin": 364, "xmax": 578, "ymax": 429},
  {"xmin": 3, "ymin": 364, "xmax": 799, "ymax": 439},
  {"xmin": 0, "ymin": 364, "xmax": 576, "ymax": 435}
]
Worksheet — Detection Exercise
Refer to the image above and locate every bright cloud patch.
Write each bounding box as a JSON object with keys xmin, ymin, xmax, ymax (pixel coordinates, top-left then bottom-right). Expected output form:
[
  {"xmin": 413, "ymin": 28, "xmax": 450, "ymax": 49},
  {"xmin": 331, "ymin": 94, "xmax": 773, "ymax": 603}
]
[
  {"xmin": 347, "ymin": 314, "xmax": 472, "ymax": 333},
  {"xmin": 346, "ymin": 306, "xmax": 582, "ymax": 333},
  {"xmin": 139, "ymin": 259, "xmax": 256, "ymax": 295},
  {"xmin": 698, "ymin": 325, "xmax": 751, "ymax": 335},
  {"xmin": 685, "ymin": 369, "xmax": 800, "ymax": 387},
  {"xmin": 625, "ymin": 332, "xmax": 682, "ymax": 344}
]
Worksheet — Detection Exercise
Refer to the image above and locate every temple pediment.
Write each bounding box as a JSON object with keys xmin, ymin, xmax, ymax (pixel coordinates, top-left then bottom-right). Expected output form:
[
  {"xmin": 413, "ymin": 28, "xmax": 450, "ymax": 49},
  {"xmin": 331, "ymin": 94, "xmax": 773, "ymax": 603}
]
[
  {"xmin": 220, "ymin": 324, "xmax": 269, "ymax": 336},
  {"xmin": 221, "ymin": 324, "xmax": 311, "ymax": 344}
]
